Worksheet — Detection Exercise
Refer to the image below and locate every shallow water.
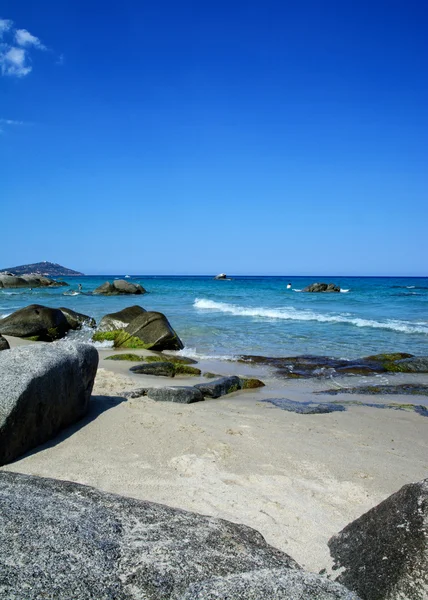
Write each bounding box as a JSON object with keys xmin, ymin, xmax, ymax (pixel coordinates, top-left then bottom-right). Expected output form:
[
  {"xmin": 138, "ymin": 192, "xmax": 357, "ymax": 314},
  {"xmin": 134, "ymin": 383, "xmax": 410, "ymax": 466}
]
[{"xmin": 1, "ymin": 276, "xmax": 427, "ymax": 359}]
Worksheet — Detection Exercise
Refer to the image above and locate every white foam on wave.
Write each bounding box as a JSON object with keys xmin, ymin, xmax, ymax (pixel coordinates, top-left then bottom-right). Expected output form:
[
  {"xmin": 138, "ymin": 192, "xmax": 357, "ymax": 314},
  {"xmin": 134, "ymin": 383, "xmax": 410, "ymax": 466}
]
[
  {"xmin": 193, "ymin": 298, "xmax": 428, "ymax": 335},
  {"xmin": 0, "ymin": 313, "xmax": 11, "ymax": 319},
  {"xmin": 172, "ymin": 347, "xmax": 234, "ymax": 361},
  {"xmin": 340, "ymin": 289, "xmax": 350, "ymax": 293}
]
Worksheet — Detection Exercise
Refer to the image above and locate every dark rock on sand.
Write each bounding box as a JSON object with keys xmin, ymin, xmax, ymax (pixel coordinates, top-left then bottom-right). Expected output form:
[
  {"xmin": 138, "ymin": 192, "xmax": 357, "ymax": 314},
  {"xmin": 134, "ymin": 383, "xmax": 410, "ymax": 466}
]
[
  {"xmin": 93, "ymin": 280, "xmax": 146, "ymax": 295},
  {"xmin": 329, "ymin": 478, "xmax": 428, "ymax": 600},
  {"xmin": 0, "ymin": 335, "xmax": 9, "ymax": 351},
  {"xmin": 316, "ymin": 383, "xmax": 428, "ymax": 397},
  {"xmin": 0, "ymin": 343, "xmax": 98, "ymax": 466},
  {"xmin": 262, "ymin": 399, "xmax": 346, "ymax": 414},
  {"xmin": 105, "ymin": 353, "xmax": 144, "ymax": 361},
  {"xmin": 59, "ymin": 307, "xmax": 96, "ymax": 329},
  {"xmin": 302, "ymin": 282, "xmax": 341, "ymax": 293},
  {"xmin": 239, "ymin": 377, "xmax": 265, "ymax": 389},
  {"xmin": 393, "ymin": 356, "xmax": 428, "ymax": 373},
  {"xmin": 0, "ymin": 471, "xmax": 357, "ymax": 599},
  {"xmin": 149, "ymin": 352, "xmax": 198, "ymax": 365},
  {"xmin": 130, "ymin": 361, "xmax": 176, "ymax": 377},
  {"xmin": 123, "ymin": 311, "xmax": 184, "ymax": 351},
  {"xmin": 98, "ymin": 305, "xmax": 147, "ymax": 332},
  {"xmin": 0, "ymin": 304, "xmax": 71, "ymax": 341},
  {"xmin": 145, "ymin": 386, "xmax": 205, "ymax": 404},
  {"xmin": 195, "ymin": 376, "xmax": 242, "ymax": 398}
]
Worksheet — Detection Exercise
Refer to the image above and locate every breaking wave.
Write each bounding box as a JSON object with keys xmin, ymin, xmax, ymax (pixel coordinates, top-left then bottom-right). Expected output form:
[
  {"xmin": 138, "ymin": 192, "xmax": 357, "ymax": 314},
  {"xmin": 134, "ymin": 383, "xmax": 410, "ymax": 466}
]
[{"xmin": 194, "ymin": 298, "xmax": 428, "ymax": 335}]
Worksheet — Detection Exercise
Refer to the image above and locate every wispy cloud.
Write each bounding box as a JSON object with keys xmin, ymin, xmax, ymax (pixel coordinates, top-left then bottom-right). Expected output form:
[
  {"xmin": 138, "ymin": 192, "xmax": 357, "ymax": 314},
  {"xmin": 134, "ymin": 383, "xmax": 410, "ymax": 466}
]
[
  {"xmin": 0, "ymin": 17, "xmax": 50, "ymax": 77},
  {"xmin": 0, "ymin": 118, "xmax": 25, "ymax": 134}
]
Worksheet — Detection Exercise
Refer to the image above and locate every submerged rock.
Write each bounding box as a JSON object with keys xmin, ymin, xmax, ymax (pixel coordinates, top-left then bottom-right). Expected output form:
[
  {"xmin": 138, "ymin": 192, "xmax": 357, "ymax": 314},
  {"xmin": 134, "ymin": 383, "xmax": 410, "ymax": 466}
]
[
  {"xmin": 0, "ymin": 335, "xmax": 9, "ymax": 351},
  {"xmin": 302, "ymin": 282, "xmax": 341, "ymax": 293},
  {"xmin": 0, "ymin": 471, "xmax": 357, "ymax": 599},
  {"xmin": 93, "ymin": 280, "xmax": 146, "ymax": 295},
  {"xmin": 195, "ymin": 376, "xmax": 242, "ymax": 398},
  {"xmin": 262, "ymin": 399, "xmax": 346, "ymax": 414},
  {"xmin": 329, "ymin": 478, "xmax": 428, "ymax": 600},
  {"xmin": 0, "ymin": 304, "xmax": 71, "ymax": 341},
  {"xmin": 316, "ymin": 383, "xmax": 428, "ymax": 397},
  {"xmin": 98, "ymin": 305, "xmax": 147, "ymax": 332},
  {"xmin": 0, "ymin": 343, "xmax": 98, "ymax": 466}
]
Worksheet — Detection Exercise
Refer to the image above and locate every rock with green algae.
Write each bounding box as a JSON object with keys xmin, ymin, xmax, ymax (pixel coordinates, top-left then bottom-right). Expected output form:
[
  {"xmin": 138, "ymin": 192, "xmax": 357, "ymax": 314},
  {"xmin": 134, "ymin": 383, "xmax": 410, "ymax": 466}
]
[
  {"xmin": 98, "ymin": 306, "xmax": 146, "ymax": 333},
  {"xmin": 130, "ymin": 362, "xmax": 176, "ymax": 377},
  {"xmin": 174, "ymin": 364, "xmax": 201, "ymax": 376},
  {"xmin": 239, "ymin": 377, "xmax": 265, "ymax": 389},
  {"xmin": 105, "ymin": 353, "xmax": 144, "ymax": 361},
  {"xmin": 124, "ymin": 311, "xmax": 184, "ymax": 351}
]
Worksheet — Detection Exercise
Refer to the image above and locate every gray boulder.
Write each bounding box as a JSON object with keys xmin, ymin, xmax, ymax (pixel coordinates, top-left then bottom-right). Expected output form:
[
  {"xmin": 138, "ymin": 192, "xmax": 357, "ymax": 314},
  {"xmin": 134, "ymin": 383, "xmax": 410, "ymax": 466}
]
[
  {"xmin": 98, "ymin": 305, "xmax": 147, "ymax": 332},
  {"xmin": 0, "ymin": 342, "xmax": 98, "ymax": 465},
  {"xmin": 0, "ymin": 273, "xmax": 67, "ymax": 288},
  {"xmin": 0, "ymin": 304, "xmax": 71, "ymax": 341},
  {"xmin": 329, "ymin": 478, "xmax": 428, "ymax": 600},
  {"xmin": 130, "ymin": 361, "xmax": 176, "ymax": 377},
  {"xmin": 0, "ymin": 472, "xmax": 358, "ymax": 599},
  {"xmin": 302, "ymin": 283, "xmax": 341, "ymax": 293},
  {"xmin": 146, "ymin": 386, "xmax": 205, "ymax": 404},
  {"xmin": 123, "ymin": 311, "xmax": 184, "ymax": 351},
  {"xmin": 195, "ymin": 376, "xmax": 242, "ymax": 398},
  {"xmin": 59, "ymin": 307, "xmax": 96, "ymax": 330},
  {"xmin": 0, "ymin": 334, "xmax": 10, "ymax": 351},
  {"xmin": 394, "ymin": 356, "xmax": 428, "ymax": 373},
  {"xmin": 93, "ymin": 280, "xmax": 146, "ymax": 295}
]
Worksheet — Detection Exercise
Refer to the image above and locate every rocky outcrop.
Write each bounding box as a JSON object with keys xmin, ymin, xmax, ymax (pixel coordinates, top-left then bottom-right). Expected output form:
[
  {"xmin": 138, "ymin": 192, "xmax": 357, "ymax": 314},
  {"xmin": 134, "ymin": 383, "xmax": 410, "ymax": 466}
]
[
  {"xmin": 302, "ymin": 282, "xmax": 341, "ymax": 293},
  {"xmin": 122, "ymin": 311, "xmax": 184, "ymax": 351},
  {"xmin": 98, "ymin": 305, "xmax": 146, "ymax": 332},
  {"xmin": 59, "ymin": 307, "xmax": 96, "ymax": 330},
  {"xmin": 329, "ymin": 479, "xmax": 428, "ymax": 600},
  {"xmin": 0, "ymin": 343, "xmax": 98, "ymax": 466},
  {"xmin": 0, "ymin": 304, "xmax": 71, "ymax": 341},
  {"xmin": 0, "ymin": 471, "xmax": 359, "ymax": 599},
  {"xmin": 393, "ymin": 356, "xmax": 428, "ymax": 373},
  {"xmin": 195, "ymin": 376, "xmax": 242, "ymax": 398},
  {"xmin": 93, "ymin": 280, "xmax": 146, "ymax": 295},
  {"xmin": 0, "ymin": 334, "xmax": 10, "ymax": 351},
  {"xmin": 0, "ymin": 261, "xmax": 83, "ymax": 276},
  {"xmin": 0, "ymin": 273, "xmax": 68, "ymax": 288}
]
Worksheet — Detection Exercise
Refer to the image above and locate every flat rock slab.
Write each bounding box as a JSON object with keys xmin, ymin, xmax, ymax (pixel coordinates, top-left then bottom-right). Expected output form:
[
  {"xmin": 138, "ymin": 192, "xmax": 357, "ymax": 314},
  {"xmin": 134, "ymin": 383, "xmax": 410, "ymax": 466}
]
[
  {"xmin": 262, "ymin": 399, "xmax": 346, "ymax": 414},
  {"xmin": 195, "ymin": 376, "xmax": 242, "ymax": 398},
  {"xmin": 329, "ymin": 478, "xmax": 428, "ymax": 600},
  {"xmin": 146, "ymin": 386, "xmax": 205, "ymax": 404},
  {"xmin": 316, "ymin": 384, "xmax": 428, "ymax": 397},
  {"xmin": 130, "ymin": 361, "xmax": 176, "ymax": 377},
  {"xmin": 0, "ymin": 342, "xmax": 98, "ymax": 465},
  {"xmin": 0, "ymin": 472, "xmax": 359, "ymax": 600}
]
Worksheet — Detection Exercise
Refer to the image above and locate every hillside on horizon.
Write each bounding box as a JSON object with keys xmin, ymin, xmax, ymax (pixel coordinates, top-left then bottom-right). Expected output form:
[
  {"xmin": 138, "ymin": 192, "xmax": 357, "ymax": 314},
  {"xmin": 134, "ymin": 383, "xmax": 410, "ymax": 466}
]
[{"xmin": 1, "ymin": 262, "xmax": 84, "ymax": 277}]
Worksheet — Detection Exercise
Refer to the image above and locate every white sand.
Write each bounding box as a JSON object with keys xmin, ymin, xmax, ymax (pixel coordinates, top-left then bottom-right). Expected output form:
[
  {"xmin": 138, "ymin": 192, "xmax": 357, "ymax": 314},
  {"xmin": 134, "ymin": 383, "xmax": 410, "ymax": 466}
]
[{"xmin": 1, "ymin": 341, "xmax": 428, "ymax": 573}]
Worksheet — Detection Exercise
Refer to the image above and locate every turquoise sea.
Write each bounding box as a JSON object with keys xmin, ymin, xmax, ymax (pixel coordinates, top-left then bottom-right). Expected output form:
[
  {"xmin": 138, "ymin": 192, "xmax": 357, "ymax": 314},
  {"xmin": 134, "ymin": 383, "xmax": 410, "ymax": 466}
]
[{"xmin": 1, "ymin": 276, "xmax": 427, "ymax": 359}]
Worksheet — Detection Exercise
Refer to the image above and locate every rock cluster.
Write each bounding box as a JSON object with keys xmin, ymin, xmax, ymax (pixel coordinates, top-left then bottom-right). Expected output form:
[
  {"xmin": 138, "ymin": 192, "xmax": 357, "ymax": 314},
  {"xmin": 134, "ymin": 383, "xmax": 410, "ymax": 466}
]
[
  {"xmin": 0, "ymin": 272, "xmax": 68, "ymax": 288},
  {"xmin": 93, "ymin": 279, "xmax": 146, "ymax": 295},
  {"xmin": 302, "ymin": 282, "xmax": 341, "ymax": 292}
]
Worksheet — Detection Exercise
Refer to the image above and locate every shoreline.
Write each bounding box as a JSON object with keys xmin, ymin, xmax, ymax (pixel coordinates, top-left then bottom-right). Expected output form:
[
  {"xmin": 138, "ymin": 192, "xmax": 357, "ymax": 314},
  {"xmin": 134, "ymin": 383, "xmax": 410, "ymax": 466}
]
[{"xmin": 1, "ymin": 337, "xmax": 427, "ymax": 573}]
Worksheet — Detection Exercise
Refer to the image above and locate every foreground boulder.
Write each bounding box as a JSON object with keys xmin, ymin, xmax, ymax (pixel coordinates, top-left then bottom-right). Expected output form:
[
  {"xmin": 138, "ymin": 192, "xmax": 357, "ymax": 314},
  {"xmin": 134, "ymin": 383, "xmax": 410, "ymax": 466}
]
[
  {"xmin": 0, "ymin": 304, "xmax": 71, "ymax": 341},
  {"xmin": 0, "ymin": 335, "xmax": 9, "ymax": 351},
  {"xmin": 98, "ymin": 305, "xmax": 146, "ymax": 332},
  {"xmin": 0, "ymin": 472, "xmax": 359, "ymax": 599},
  {"xmin": 302, "ymin": 282, "xmax": 341, "ymax": 293},
  {"xmin": 0, "ymin": 343, "xmax": 98, "ymax": 465},
  {"xmin": 93, "ymin": 280, "xmax": 146, "ymax": 295},
  {"xmin": 122, "ymin": 311, "xmax": 184, "ymax": 351},
  {"xmin": 329, "ymin": 478, "xmax": 428, "ymax": 600}
]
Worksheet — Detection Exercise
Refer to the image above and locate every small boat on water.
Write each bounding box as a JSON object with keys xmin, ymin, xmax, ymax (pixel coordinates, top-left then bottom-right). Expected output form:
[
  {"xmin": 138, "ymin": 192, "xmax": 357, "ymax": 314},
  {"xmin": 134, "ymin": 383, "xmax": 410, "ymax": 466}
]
[
  {"xmin": 214, "ymin": 273, "xmax": 232, "ymax": 280},
  {"xmin": 125, "ymin": 275, "xmax": 130, "ymax": 278}
]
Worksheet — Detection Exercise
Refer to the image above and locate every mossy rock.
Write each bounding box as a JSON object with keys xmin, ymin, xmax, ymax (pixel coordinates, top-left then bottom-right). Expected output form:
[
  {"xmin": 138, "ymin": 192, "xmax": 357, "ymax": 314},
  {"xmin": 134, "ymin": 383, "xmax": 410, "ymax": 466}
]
[
  {"xmin": 174, "ymin": 364, "xmax": 201, "ymax": 376},
  {"xmin": 114, "ymin": 331, "xmax": 154, "ymax": 349},
  {"xmin": 363, "ymin": 352, "xmax": 414, "ymax": 372},
  {"xmin": 203, "ymin": 372, "xmax": 222, "ymax": 379},
  {"xmin": 22, "ymin": 335, "xmax": 42, "ymax": 342},
  {"xmin": 92, "ymin": 330, "xmax": 122, "ymax": 342},
  {"xmin": 144, "ymin": 355, "xmax": 164, "ymax": 363},
  {"xmin": 105, "ymin": 354, "xmax": 143, "ymax": 362},
  {"xmin": 240, "ymin": 377, "xmax": 265, "ymax": 389}
]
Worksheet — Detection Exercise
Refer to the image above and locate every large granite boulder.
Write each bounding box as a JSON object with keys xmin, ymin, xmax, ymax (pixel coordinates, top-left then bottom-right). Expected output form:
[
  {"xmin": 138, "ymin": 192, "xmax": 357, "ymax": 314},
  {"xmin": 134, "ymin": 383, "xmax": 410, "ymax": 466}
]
[
  {"xmin": 302, "ymin": 282, "xmax": 341, "ymax": 293},
  {"xmin": 59, "ymin": 307, "xmax": 96, "ymax": 330},
  {"xmin": 98, "ymin": 305, "xmax": 147, "ymax": 332},
  {"xmin": 0, "ymin": 343, "xmax": 98, "ymax": 465},
  {"xmin": 0, "ymin": 472, "xmax": 359, "ymax": 599},
  {"xmin": 121, "ymin": 311, "xmax": 184, "ymax": 351},
  {"xmin": 0, "ymin": 334, "xmax": 10, "ymax": 351},
  {"xmin": 93, "ymin": 280, "xmax": 146, "ymax": 295},
  {"xmin": 329, "ymin": 478, "xmax": 428, "ymax": 600},
  {"xmin": 0, "ymin": 304, "xmax": 71, "ymax": 341}
]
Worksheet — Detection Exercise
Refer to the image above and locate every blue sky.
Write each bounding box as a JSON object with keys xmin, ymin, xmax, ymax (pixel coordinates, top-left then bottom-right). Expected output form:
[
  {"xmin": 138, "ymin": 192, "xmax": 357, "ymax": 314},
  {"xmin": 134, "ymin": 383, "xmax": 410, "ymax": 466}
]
[{"xmin": 1, "ymin": 0, "xmax": 427, "ymax": 275}]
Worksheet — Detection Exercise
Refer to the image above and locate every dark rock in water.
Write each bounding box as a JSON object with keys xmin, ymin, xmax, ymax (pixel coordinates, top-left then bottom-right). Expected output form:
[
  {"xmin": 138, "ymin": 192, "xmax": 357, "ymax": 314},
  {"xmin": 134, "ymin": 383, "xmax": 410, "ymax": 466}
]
[
  {"xmin": 316, "ymin": 383, "xmax": 428, "ymax": 397},
  {"xmin": 93, "ymin": 280, "xmax": 146, "ymax": 295},
  {"xmin": 393, "ymin": 356, "xmax": 428, "ymax": 373},
  {"xmin": 0, "ymin": 304, "xmax": 71, "ymax": 341},
  {"xmin": 239, "ymin": 377, "xmax": 265, "ymax": 389},
  {"xmin": 0, "ymin": 343, "xmax": 98, "ymax": 466},
  {"xmin": 181, "ymin": 568, "xmax": 360, "ymax": 599},
  {"xmin": 59, "ymin": 307, "xmax": 96, "ymax": 330},
  {"xmin": 145, "ymin": 386, "xmax": 205, "ymax": 404},
  {"xmin": 262, "ymin": 399, "xmax": 346, "ymax": 414},
  {"xmin": 195, "ymin": 376, "xmax": 242, "ymax": 398},
  {"xmin": 130, "ymin": 361, "xmax": 176, "ymax": 377},
  {"xmin": 123, "ymin": 311, "xmax": 184, "ymax": 351},
  {"xmin": 329, "ymin": 478, "xmax": 428, "ymax": 600},
  {"xmin": 0, "ymin": 273, "xmax": 68, "ymax": 288},
  {"xmin": 0, "ymin": 472, "xmax": 356, "ymax": 600},
  {"xmin": 0, "ymin": 335, "xmax": 9, "ymax": 351},
  {"xmin": 302, "ymin": 282, "xmax": 341, "ymax": 293},
  {"xmin": 98, "ymin": 305, "xmax": 147, "ymax": 332}
]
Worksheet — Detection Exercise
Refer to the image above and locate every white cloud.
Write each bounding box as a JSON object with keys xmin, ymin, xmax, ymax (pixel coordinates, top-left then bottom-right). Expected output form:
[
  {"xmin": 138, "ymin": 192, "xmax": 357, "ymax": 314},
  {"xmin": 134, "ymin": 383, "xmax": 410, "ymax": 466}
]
[
  {"xmin": 0, "ymin": 18, "xmax": 12, "ymax": 37},
  {"xmin": 0, "ymin": 46, "xmax": 32, "ymax": 77},
  {"xmin": 15, "ymin": 28, "xmax": 46, "ymax": 50},
  {"xmin": 0, "ymin": 118, "xmax": 24, "ymax": 125}
]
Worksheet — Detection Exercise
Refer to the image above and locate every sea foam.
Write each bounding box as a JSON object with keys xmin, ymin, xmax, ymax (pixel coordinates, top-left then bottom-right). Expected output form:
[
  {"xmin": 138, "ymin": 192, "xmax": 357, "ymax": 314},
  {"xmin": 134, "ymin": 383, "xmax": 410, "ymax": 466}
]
[{"xmin": 194, "ymin": 298, "xmax": 428, "ymax": 335}]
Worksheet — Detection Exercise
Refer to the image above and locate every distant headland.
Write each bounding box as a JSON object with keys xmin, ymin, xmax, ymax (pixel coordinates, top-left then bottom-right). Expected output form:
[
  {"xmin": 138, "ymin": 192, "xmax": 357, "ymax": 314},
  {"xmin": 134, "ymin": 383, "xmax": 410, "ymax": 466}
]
[{"xmin": 0, "ymin": 261, "xmax": 84, "ymax": 277}]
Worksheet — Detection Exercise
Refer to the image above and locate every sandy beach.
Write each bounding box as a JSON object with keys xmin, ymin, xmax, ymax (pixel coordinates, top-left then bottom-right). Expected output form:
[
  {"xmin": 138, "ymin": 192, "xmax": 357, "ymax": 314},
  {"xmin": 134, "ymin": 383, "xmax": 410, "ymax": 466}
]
[{"xmin": 1, "ymin": 338, "xmax": 427, "ymax": 574}]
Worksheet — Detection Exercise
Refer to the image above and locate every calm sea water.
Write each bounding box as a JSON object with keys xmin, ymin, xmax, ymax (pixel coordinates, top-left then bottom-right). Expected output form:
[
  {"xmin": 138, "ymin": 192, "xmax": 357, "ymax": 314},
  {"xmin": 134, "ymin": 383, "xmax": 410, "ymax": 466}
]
[{"xmin": 1, "ymin": 276, "xmax": 427, "ymax": 359}]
